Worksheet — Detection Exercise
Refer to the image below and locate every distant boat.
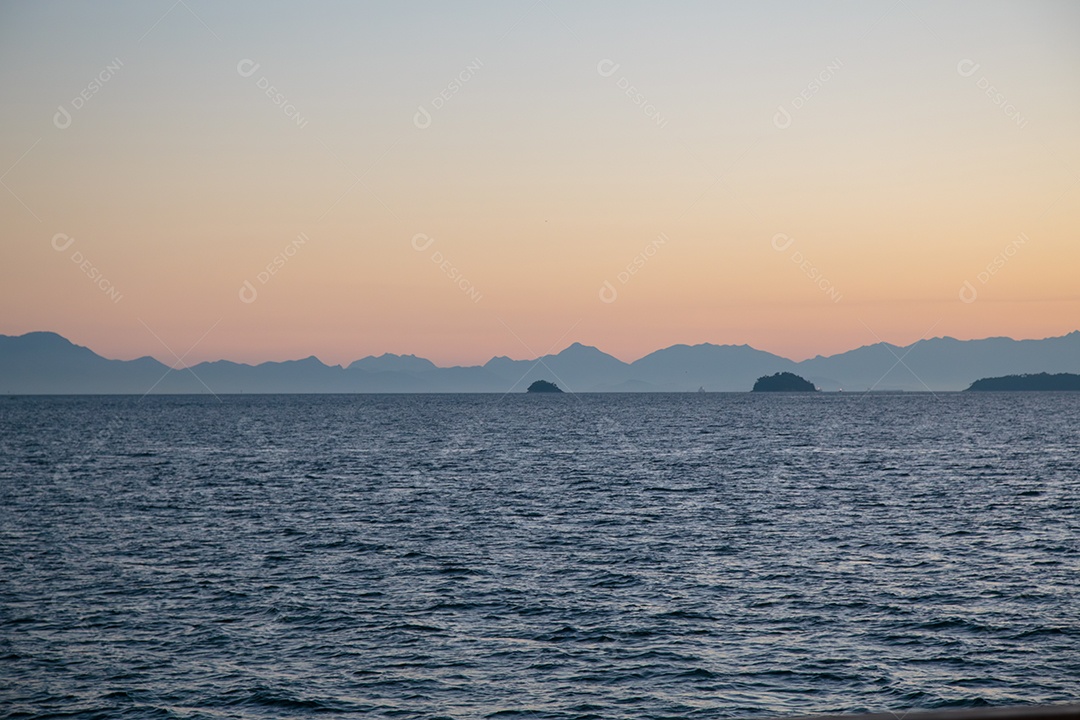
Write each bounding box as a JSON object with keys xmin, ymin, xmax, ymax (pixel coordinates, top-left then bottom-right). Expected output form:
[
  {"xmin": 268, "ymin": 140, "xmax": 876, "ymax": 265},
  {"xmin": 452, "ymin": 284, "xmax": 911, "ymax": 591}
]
[{"xmin": 697, "ymin": 386, "xmax": 705, "ymax": 393}]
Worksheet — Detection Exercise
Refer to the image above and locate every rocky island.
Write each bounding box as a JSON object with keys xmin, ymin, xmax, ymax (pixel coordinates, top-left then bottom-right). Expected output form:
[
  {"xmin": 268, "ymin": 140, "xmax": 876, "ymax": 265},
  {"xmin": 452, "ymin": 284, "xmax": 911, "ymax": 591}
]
[
  {"xmin": 526, "ymin": 380, "xmax": 563, "ymax": 393},
  {"xmin": 966, "ymin": 373, "xmax": 1080, "ymax": 391},
  {"xmin": 752, "ymin": 372, "xmax": 818, "ymax": 392}
]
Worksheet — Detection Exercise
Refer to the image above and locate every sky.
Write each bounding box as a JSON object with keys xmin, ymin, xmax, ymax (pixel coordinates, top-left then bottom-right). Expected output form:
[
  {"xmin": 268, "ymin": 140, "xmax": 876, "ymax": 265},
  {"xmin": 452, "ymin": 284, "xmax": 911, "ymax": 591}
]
[{"xmin": 1, "ymin": 1, "xmax": 1078, "ymax": 367}]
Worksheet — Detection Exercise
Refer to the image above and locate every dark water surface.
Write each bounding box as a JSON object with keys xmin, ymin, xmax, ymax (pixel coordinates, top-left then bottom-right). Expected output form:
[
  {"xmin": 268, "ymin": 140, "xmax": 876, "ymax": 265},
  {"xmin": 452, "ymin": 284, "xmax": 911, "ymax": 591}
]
[{"xmin": 1, "ymin": 393, "xmax": 1078, "ymax": 719}]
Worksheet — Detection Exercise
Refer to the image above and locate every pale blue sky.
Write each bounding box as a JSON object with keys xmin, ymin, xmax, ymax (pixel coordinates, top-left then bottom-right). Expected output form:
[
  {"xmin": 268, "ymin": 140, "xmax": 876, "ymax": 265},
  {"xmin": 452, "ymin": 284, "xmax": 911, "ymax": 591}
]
[{"xmin": 2, "ymin": 1, "xmax": 1078, "ymax": 364}]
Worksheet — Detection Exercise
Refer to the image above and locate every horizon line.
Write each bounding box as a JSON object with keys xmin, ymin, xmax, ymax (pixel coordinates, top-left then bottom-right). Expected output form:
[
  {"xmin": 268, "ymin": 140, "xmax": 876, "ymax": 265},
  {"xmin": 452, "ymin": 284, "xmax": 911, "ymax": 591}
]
[{"xmin": 5, "ymin": 328, "xmax": 1078, "ymax": 371}]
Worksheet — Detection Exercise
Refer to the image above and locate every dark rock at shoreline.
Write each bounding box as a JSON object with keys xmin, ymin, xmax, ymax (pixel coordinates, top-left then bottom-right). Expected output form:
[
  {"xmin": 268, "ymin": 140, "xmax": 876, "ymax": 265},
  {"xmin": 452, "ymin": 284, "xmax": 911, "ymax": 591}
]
[
  {"xmin": 527, "ymin": 380, "xmax": 563, "ymax": 393},
  {"xmin": 966, "ymin": 373, "xmax": 1080, "ymax": 391},
  {"xmin": 752, "ymin": 372, "xmax": 818, "ymax": 392}
]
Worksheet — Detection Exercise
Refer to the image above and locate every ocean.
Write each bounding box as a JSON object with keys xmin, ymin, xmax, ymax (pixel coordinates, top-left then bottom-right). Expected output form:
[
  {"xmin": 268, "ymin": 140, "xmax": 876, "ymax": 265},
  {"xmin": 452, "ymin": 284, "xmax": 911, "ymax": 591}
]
[{"xmin": 1, "ymin": 393, "xmax": 1078, "ymax": 719}]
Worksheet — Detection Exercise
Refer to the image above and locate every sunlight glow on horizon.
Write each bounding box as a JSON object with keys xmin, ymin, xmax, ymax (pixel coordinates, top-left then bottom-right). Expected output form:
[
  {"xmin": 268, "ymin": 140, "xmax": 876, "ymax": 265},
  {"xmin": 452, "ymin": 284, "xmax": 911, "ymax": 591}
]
[{"xmin": 2, "ymin": 1, "xmax": 1078, "ymax": 367}]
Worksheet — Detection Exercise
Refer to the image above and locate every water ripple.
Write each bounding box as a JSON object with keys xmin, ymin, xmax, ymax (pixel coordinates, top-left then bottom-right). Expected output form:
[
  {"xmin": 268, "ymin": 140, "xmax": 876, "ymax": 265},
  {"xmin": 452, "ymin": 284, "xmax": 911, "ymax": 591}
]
[{"xmin": 1, "ymin": 393, "xmax": 1078, "ymax": 719}]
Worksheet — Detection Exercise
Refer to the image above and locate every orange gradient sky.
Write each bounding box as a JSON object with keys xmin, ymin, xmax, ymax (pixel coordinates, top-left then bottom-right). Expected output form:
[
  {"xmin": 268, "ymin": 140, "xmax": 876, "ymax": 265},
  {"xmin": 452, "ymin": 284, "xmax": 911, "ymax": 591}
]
[{"xmin": 2, "ymin": 1, "xmax": 1078, "ymax": 366}]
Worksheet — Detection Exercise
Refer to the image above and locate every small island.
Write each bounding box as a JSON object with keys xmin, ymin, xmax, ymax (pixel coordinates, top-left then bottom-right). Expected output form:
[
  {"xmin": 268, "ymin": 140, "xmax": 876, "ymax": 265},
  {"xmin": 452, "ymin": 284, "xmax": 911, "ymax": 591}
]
[
  {"xmin": 526, "ymin": 380, "xmax": 563, "ymax": 393},
  {"xmin": 752, "ymin": 372, "xmax": 818, "ymax": 392},
  {"xmin": 965, "ymin": 373, "xmax": 1080, "ymax": 391}
]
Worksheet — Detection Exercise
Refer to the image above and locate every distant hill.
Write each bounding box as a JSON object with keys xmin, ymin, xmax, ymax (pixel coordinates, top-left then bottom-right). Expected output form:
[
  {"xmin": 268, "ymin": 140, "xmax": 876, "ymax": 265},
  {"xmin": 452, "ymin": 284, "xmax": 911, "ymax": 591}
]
[
  {"xmin": 630, "ymin": 343, "xmax": 796, "ymax": 391},
  {"xmin": 347, "ymin": 353, "xmax": 437, "ymax": 374},
  {"xmin": 484, "ymin": 342, "xmax": 630, "ymax": 392},
  {"xmin": 0, "ymin": 332, "xmax": 184, "ymax": 394},
  {"xmin": 526, "ymin": 380, "xmax": 562, "ymax": 393},
  {"xmin": 752, "ymin": 372, "xmax": 818, "ymax": 392},
  {"xmin": 799, "ymin": 332, "xmax": 1080, "ymax": 391},
  {"xmin": 966, "ymin": 373, "xmax": 1080, "ymax": 391},
  {"xmin": 1, "ymin": 330, "xmax": 1079, "ymax": 394}
]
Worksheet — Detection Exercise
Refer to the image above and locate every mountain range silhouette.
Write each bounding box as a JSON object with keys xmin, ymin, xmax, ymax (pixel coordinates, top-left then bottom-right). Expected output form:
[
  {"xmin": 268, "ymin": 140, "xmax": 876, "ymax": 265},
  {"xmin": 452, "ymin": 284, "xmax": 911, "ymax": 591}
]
[{"xmin": 1, "ymin": 330, "xmax": 1079, "ymax": 394}]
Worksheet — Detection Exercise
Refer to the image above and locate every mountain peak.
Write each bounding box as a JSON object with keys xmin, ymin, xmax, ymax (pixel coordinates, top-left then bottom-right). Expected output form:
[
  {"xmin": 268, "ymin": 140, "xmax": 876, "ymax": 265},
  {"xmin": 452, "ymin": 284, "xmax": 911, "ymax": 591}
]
[
  {"xmin": 550, "ymin": 343, "xmax": 624, "ymax": 367},
  {"xmin": 560, "ymin": 342, "xmax": 604, "ymax": 354},
  {"xmin": 3, "ymin": 329, "xmax": 1078, "ymax": 393},
  {"xmin": 3, "ymin": 331, "xmax": 75, "ymax": 346}
]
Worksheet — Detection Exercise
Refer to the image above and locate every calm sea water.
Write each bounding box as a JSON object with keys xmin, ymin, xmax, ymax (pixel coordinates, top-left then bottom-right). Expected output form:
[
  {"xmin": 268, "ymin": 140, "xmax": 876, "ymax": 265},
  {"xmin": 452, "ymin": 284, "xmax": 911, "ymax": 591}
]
[{"xmin": 1, "ymin": 393, "xmax": 1078, "ymax": 719}]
